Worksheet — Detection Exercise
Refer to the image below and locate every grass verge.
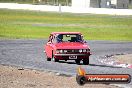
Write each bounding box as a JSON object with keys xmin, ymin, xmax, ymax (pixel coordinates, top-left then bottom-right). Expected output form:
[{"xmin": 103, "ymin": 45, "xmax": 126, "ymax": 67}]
[{"xmin": 0, "ymin": 9, "xmax": 132, "ymax": 41}]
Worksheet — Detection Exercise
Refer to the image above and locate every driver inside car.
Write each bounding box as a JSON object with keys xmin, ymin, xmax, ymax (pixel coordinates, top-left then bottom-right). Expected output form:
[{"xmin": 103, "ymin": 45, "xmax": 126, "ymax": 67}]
[{"xmin": 57, "ymin": 34, "xmax": 63, "ymax": 43}]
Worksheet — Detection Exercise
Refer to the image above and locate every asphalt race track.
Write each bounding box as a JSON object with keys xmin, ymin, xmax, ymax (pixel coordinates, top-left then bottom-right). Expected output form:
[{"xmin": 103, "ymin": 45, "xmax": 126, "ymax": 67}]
[{"xmin": 0, "ymin": 39, "xmax": 132, "ymax": 87}]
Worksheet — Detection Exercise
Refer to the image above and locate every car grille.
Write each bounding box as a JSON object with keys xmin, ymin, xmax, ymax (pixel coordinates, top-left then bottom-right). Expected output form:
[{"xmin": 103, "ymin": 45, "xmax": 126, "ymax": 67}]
[{"xmin": 67, "ymin": 49, "xmax": 79, "ymax": 53}]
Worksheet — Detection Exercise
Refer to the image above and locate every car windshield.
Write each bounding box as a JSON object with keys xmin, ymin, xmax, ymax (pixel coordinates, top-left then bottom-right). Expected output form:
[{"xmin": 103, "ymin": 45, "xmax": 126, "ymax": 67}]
[{"xmin": 56, "ymin": 34, "xmax": 83, "ymax": 43}]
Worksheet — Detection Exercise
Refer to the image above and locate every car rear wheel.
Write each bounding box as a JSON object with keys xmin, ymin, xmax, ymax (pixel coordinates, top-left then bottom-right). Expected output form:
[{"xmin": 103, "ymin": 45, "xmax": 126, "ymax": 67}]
[
  {"xmin": 83, "ymin": 59, "xmax": 89, "ymax": 65},
  {"xmin": 75, "ymin": 59, "xmax": 81, "ymax": 64}
]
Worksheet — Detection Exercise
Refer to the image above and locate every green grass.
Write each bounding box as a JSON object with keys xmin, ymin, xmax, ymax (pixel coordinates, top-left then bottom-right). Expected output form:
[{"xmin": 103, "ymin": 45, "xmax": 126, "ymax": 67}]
[
  {"xmin": 0, "ymin": 0, "xmax": 33, "ymax": 4},
  {"xmin": 0, "ymin": 9, "xmax": 132, "ymax": 41},
  {"xmin": 0, "ymin": 0, "xmax": 71, "ymax": 5}
]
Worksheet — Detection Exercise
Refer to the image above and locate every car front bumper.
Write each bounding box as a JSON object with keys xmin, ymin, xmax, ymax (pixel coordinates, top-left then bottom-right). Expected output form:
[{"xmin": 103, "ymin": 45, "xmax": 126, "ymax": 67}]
[
  {"xmin": 54, "ymin": 53, "xmax": 90, "ymax": 56},
  {"xmin": 54, "ymin": 53, "xmax": 91, "ymax": 60}
]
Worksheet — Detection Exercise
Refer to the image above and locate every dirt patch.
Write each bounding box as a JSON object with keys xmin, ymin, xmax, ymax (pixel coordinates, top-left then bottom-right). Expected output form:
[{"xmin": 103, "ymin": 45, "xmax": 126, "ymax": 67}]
[
  {"xmin": 0, "ymin": 65, "xmax": 119, "ymax": 88},
  {"xmin": 113, "ymin": 54, "xmax": 132, "ymax": 64}
]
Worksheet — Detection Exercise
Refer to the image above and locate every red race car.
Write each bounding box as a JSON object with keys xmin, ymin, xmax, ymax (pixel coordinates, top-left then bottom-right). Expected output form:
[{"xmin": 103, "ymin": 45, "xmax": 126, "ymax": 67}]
[{"xmin": 44, "ymin": 32, "xmax": 91, "ymax": 65}]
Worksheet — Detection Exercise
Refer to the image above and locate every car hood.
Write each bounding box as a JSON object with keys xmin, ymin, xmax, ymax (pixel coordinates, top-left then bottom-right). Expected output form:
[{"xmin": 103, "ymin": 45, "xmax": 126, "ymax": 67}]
[{"xmin": 55, "ymin": 42, "xmax": 89, "ymax": 49}]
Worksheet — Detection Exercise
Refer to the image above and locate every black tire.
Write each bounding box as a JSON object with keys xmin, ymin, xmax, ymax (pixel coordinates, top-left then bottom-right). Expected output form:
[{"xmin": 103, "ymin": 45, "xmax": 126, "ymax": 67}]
[
  {"xmin": 52, "ymin": 50, "xmax": 59, "ymax": 62},
  {"xmin": 83, "ymin": 59, "xmax": 89, "ymax": 65},
  {"xmin": 47, "ymin": 57, "xmax": 51, "ymax": 61},
  {"xmin": 76, "ymin": 75, "xmax": 86, "ymax": 85},
  {"xmin": 52, "ymin": 57, "xmax": 59, "ymax": 62},
  {"xmin": 75, "ymin": 59, "xmax": 81, "ymax": 64}
]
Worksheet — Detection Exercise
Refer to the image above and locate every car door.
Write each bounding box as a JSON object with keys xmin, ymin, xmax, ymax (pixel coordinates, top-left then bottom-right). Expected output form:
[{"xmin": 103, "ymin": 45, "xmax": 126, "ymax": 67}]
[{"xmin": 45, "ymin": 34, "xmax": 53, "ymax": 58}]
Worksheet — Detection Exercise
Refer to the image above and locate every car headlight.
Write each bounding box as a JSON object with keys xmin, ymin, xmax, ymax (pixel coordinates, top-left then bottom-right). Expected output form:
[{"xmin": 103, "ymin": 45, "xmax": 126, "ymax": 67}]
[
  {"xmin": 60, "ymin": 50, "xmax": 63, "ymax": 53},
  {"xmin": 87, "ymin": 49, "xmax": 90, "ymax": 52},
  {"xmin": 56, "ymin": 50, "xmax": 60, "ymax": 53},
  {"xmin": 80, "ymin": 49, "xmax": 90, "ymax": 53},
  {"xmin": 83, "ymin": 49, "xmax": 87, "ymax": 52},
  {"xmin": 64, "ymin": 50, "xmax": 67, "ymax": 53},
  {"xmin": 79, "ymin": 49, "xmax": 83, "ymax": 53},
  {"xmin": 56, "ymin": 49, "xmax": 63, "ymax": 53}
]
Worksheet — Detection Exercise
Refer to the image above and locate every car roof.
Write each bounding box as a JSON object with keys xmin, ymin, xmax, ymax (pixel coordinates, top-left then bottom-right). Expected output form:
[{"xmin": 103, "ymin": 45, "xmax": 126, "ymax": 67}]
[{"xmin": 51, "ymin": 32, "xmax": 82, "ymax": 35}]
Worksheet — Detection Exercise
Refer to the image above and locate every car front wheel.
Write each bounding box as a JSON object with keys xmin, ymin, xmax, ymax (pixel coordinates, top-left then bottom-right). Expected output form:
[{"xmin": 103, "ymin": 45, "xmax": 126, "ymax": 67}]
[
  {"xmin": 75, "ymin": 59, "xmax": 81, "ymax": 64},
  {"xmin": 83, "ymin": 59, "xmax": 89, "ymax": 65},
  {"xmin": 47, "ymin": 57, "xmax": 51, "ymax": 61},
  {"xmin": 52, "ymin": 57, "xmax": 59, "ymax": 62}
]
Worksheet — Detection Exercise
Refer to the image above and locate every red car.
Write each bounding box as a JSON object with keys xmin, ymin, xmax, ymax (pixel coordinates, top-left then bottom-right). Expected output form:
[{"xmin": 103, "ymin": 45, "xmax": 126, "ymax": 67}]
[{"xmin": 44, "ymin": 32, "xmax": 91, "ymax": 65}]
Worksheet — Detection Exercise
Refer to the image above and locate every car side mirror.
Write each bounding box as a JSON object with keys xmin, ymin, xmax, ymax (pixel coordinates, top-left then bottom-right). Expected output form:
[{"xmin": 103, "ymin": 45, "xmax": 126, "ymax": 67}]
[
  {"xmin": 84, "ymin": 41, "xmax": 87, "ymax": 43},
  {"xmin": 47, "ymin": 41, "xmax": 52, "ymax": 44}
]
